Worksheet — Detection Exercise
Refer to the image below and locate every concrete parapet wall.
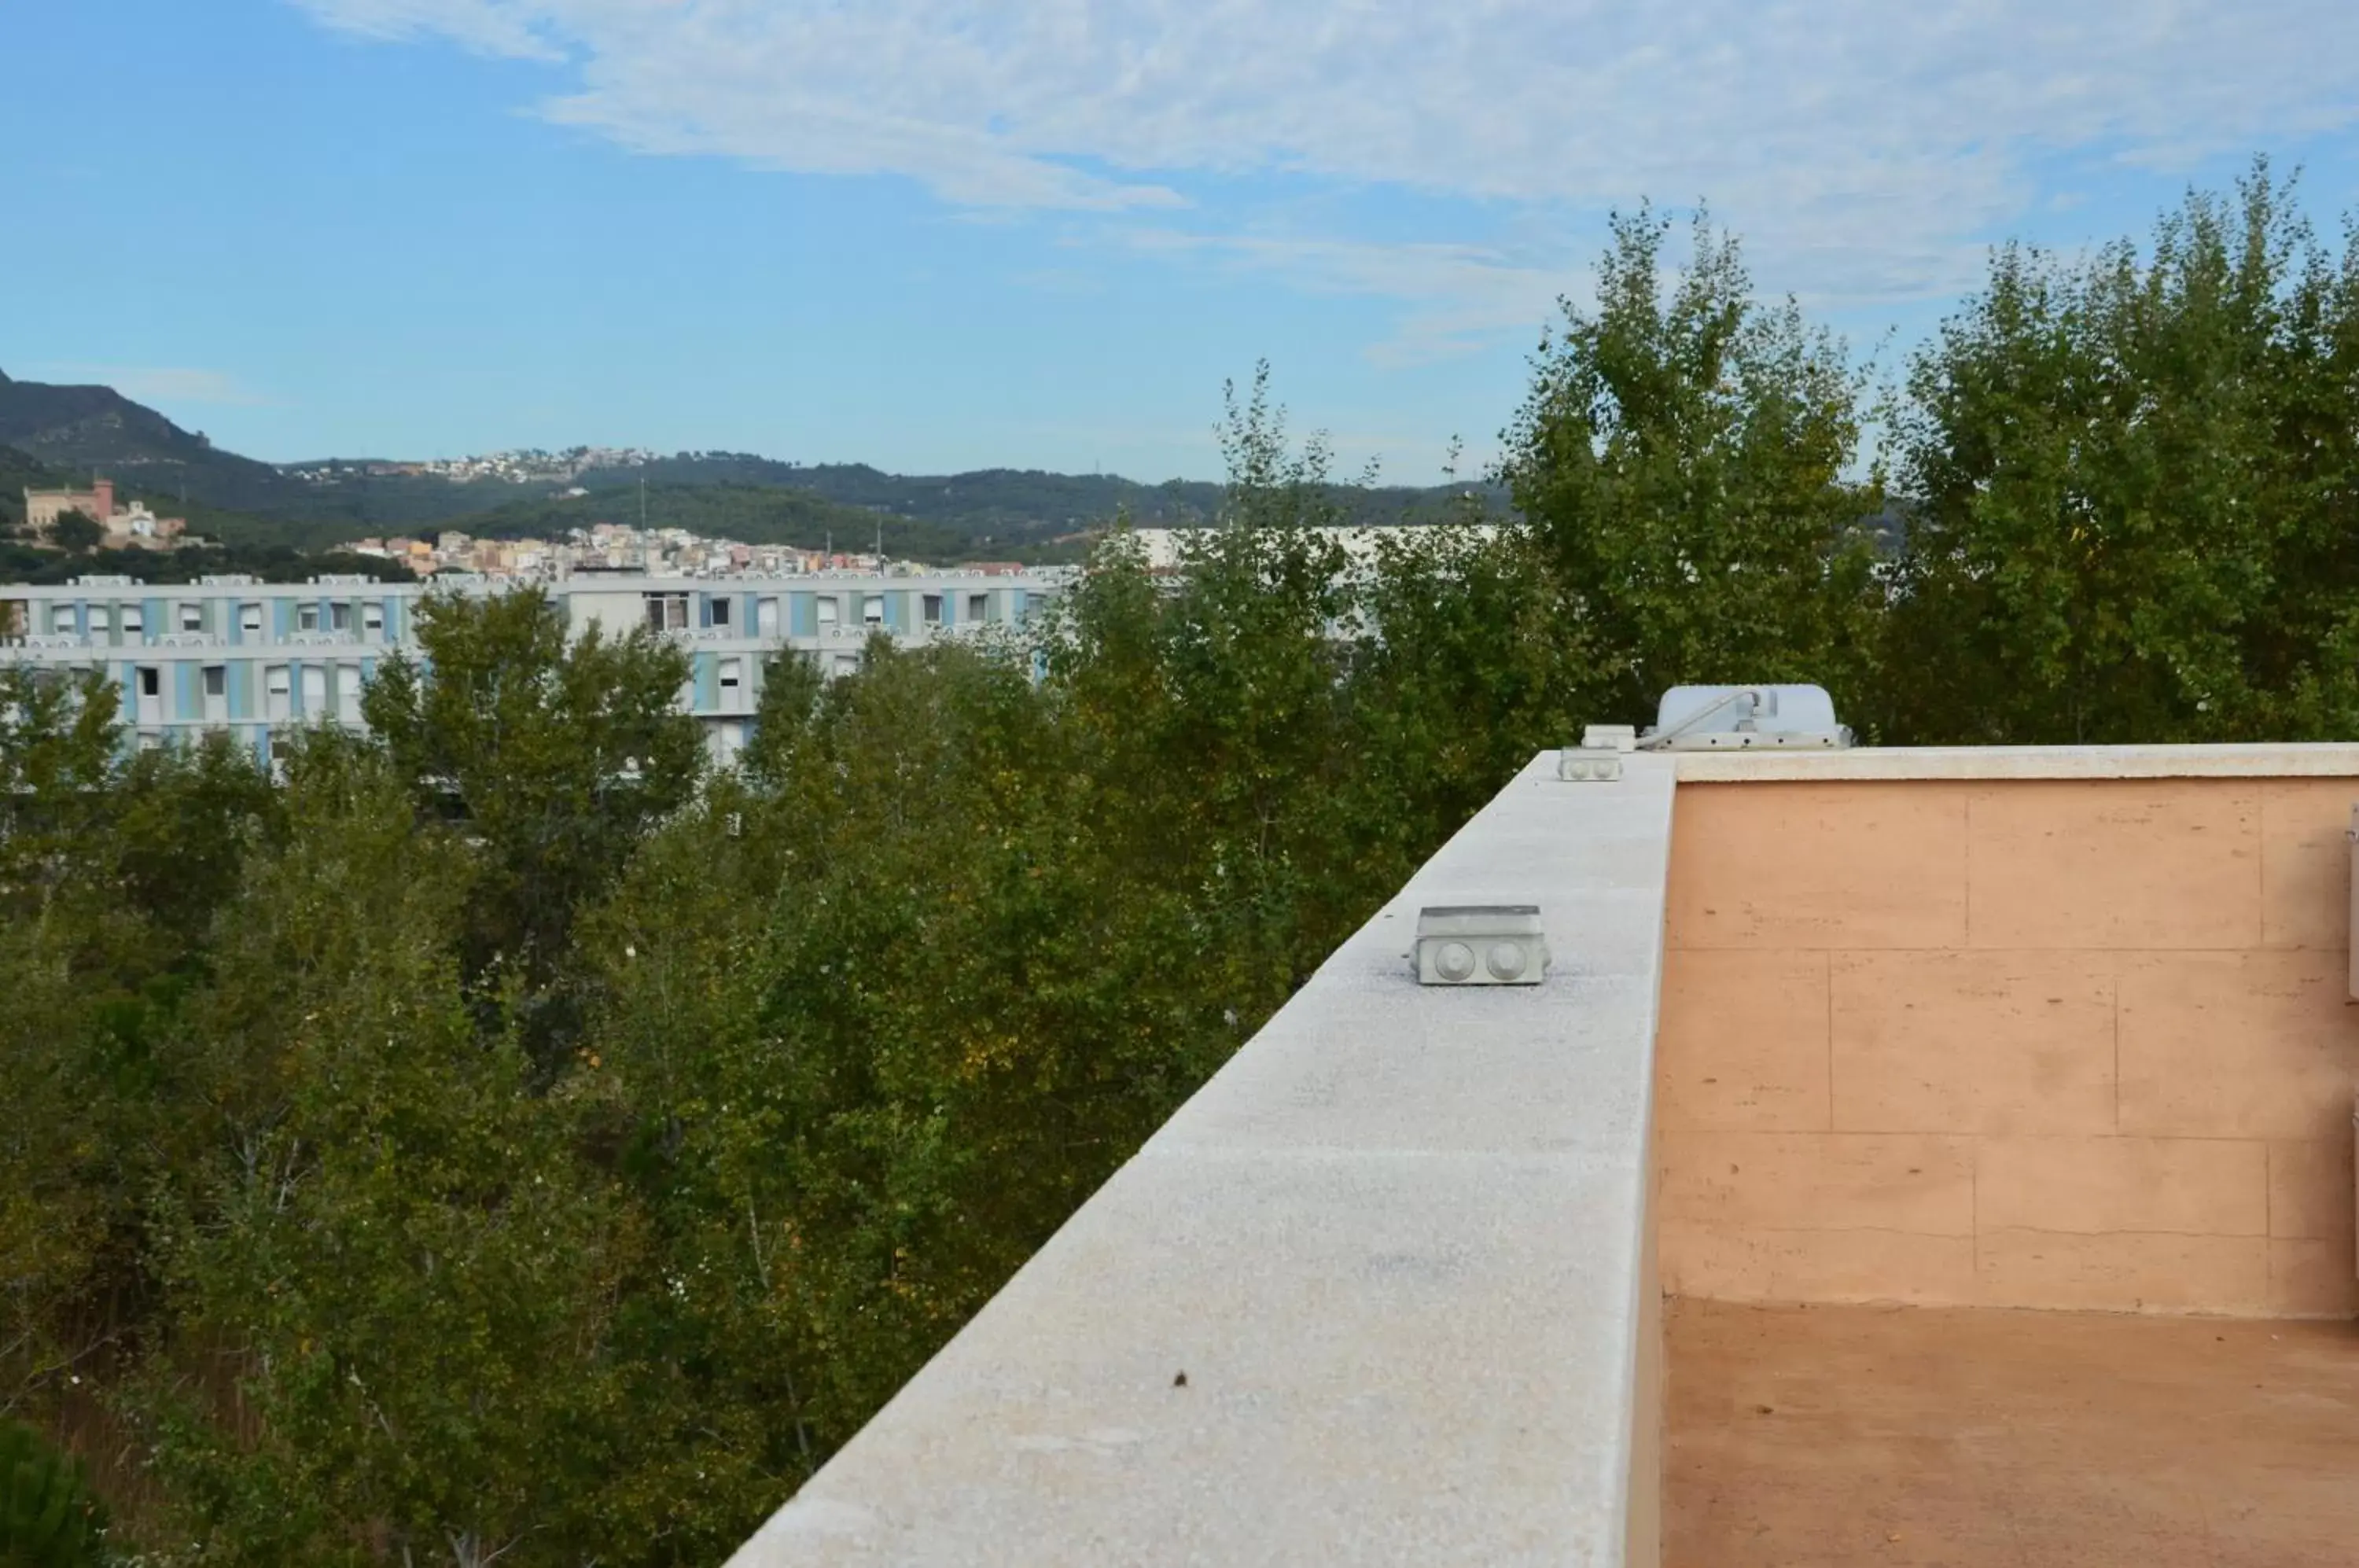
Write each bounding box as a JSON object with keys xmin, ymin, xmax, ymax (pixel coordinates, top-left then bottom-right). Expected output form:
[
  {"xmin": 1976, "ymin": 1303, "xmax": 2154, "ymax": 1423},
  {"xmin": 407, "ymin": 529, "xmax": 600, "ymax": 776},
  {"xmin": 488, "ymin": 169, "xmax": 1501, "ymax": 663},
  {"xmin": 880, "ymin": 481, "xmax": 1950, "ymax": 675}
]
[
  {"xmin": 1656, "ymin": 773, "xmax": 2359, "ymax": 1318},
  {"xmin": 734, "ymin": 752, "xmax": 1680, "ymax": 1565}
]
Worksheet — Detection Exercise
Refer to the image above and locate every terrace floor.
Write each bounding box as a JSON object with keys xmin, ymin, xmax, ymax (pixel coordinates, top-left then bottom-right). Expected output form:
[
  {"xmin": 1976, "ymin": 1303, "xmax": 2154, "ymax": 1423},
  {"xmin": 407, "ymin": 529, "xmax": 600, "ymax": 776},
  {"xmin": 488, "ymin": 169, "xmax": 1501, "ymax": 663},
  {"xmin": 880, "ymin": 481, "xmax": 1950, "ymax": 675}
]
[{"xmin": 1665, "ymin": 1297, "xmax": 2359, "ymax": 1567}]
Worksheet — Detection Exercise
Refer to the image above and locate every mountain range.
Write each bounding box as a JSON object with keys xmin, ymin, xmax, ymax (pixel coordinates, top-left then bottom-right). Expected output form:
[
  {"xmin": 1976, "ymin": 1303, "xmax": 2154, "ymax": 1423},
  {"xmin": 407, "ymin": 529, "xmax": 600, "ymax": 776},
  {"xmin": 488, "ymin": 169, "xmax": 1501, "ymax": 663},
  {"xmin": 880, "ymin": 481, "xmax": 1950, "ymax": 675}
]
[{"xmin": 0, "ymin": 367, "xmax": 1500, "ymax": 564}]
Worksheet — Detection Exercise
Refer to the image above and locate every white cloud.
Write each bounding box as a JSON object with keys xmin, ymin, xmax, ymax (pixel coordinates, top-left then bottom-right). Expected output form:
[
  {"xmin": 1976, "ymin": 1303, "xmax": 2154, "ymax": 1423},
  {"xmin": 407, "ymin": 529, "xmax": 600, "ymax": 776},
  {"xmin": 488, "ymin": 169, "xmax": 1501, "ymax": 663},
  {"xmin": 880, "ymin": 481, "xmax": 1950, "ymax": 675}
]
[
  {"xmin": 291, "ymin": 0, "xmax": 563, "ymax": 60},
  {"xmin": 37, "ymin": 366, "xmax": 272, "ymax": 407},
  {"xmin": 289, "ymin": 0, "xmax": 2359, "ymax": 348},
  {"xmin": 1114, "ymin": 229, "xmax": 1577, "ymax": 367}
]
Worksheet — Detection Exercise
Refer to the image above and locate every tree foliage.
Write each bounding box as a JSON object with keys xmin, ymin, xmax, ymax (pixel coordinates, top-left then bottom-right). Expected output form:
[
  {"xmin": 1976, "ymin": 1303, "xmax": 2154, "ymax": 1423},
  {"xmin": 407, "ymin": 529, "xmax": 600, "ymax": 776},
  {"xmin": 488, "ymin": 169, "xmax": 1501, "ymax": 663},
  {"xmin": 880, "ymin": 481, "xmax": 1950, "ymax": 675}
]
[
  {"xmin": 42, "ymin": 513, "xmax": 102, "ymax": 557},
  {"xmin": 1882, "ymin": 162, "xmax": 2359, "ymax": 742},
  {"xmin": 1503, "ymin": 207, "xmax": 1884, "ymax": 728},
  {"xmin": 2, "ymin": 1419, "xmax": 108, "ymax": 1568}
]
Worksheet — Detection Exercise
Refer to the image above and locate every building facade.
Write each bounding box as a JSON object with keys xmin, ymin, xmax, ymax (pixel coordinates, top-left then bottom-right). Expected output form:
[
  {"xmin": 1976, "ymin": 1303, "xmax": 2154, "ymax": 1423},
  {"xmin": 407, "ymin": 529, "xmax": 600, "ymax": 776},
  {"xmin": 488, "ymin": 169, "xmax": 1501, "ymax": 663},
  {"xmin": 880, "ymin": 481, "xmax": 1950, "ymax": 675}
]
[
  {"xmin": 0, "ymin": 569, "xmax": 1066, "ymax": 760},
  {"xmin": 22, "ymin": 480, "xmax": 190, "ymax": 548}
]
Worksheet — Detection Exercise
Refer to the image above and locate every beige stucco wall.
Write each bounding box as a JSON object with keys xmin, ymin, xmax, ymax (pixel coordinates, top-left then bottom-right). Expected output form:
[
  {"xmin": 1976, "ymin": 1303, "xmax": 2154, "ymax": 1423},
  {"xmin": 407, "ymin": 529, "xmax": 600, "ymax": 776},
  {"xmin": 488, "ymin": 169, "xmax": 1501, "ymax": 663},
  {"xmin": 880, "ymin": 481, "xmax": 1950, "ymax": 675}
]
[{"xmin": 1655, "ymin": 776, "xmax": 2359, "ymax": 1318}]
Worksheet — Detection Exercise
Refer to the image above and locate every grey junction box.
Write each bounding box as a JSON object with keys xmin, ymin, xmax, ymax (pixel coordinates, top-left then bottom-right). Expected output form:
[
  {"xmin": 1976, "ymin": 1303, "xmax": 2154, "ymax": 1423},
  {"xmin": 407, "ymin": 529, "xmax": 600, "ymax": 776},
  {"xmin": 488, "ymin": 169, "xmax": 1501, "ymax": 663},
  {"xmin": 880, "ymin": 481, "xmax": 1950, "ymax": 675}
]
[{"xmin": 1415, "ymin": 904, "xmax": 1549, "ymax": 986}]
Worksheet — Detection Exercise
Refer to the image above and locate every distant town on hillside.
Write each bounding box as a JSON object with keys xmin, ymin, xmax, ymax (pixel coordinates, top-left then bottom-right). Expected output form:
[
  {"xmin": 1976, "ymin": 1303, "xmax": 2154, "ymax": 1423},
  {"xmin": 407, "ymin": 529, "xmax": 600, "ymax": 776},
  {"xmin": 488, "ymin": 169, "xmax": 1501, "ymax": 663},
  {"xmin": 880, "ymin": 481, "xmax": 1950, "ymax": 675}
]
[{"xmin": 0, "ymin": 366, "xmax": 1503, "ymax": 584}]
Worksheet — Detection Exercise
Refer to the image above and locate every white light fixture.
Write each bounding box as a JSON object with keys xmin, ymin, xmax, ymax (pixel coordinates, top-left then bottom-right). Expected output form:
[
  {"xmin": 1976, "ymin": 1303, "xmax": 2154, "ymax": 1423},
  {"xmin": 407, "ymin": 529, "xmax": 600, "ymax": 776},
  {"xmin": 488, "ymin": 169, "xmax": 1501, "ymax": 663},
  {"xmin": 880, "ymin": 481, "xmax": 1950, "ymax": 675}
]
[{"xmin": 1639, "ymin": 685, "xmax": 1853, "ymax": 750}]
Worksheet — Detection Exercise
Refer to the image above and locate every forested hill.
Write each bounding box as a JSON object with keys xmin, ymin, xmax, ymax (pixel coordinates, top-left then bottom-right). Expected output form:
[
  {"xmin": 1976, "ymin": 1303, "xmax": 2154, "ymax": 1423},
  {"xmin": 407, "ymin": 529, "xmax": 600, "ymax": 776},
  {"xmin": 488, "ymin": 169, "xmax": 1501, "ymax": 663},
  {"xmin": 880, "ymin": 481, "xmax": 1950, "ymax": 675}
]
[
  {"xmin": 590, "ymin": 454, "xmax": 1502, "ymax": 536},
  {"xmin": 0, "ymin": 366, "xmax": 1504, "ymax": 557},
  {"xmin": 0, "ymin": 366, "xmax": 298, "ymax": 512}
]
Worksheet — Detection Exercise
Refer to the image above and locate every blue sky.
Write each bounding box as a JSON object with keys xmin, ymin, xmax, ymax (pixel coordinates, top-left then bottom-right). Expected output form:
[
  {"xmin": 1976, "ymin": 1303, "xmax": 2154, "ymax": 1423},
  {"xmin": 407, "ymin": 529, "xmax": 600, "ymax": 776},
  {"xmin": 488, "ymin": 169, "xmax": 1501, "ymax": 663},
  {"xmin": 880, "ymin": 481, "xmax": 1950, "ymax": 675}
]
[{"xmin": 5, "ymin": 0, "xmax": 2357, "ymax": 484}]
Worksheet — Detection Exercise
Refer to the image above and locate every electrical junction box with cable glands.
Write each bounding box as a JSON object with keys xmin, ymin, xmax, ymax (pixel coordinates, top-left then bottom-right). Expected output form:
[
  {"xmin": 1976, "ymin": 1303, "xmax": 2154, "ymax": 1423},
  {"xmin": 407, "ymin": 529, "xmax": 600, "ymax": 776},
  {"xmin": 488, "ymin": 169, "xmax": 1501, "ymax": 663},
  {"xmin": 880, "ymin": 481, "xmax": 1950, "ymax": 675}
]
[{"xmin": 1414, "ymin": 905, "xmax": 1548, "ymax": 986}]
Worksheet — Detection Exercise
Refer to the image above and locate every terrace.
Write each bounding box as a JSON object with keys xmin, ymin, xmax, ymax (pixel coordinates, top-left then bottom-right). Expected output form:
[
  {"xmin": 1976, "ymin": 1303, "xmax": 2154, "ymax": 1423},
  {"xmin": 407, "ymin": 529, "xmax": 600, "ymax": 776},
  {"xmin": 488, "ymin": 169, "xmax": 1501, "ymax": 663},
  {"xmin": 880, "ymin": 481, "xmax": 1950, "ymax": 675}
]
[{"xmin": 725, "ymin": 717, "xmax": 2359, "ymax": 1566}]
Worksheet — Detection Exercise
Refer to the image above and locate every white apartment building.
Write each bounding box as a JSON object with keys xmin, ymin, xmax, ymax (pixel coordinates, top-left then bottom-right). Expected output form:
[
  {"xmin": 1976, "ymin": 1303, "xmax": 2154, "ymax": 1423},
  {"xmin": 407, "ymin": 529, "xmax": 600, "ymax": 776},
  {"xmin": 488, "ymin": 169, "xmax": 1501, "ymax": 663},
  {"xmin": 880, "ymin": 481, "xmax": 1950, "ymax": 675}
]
[{"xmin": 0, "ymin": 569, "xmax": 1067, "ymax": 762}]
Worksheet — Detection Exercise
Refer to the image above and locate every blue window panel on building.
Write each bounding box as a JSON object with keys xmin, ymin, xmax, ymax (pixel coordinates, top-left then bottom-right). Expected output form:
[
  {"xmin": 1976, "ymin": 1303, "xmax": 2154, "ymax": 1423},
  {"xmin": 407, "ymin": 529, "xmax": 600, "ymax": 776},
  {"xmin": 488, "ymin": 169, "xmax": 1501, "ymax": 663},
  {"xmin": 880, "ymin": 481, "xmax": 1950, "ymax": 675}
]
[
  {"xmin": 174, "ymin": 662, "xmax": 197, "ymax": 721},
  {"xmin": 693, "ymin": 653, "xmax": 718, "ymax": 711},
  {"xmin": 143, "ymin": 598, "xmax": 166, "ymax": 640},
  {"xmin": 791, "ymin": 594, "xmax": 815, "ymax": 636}
]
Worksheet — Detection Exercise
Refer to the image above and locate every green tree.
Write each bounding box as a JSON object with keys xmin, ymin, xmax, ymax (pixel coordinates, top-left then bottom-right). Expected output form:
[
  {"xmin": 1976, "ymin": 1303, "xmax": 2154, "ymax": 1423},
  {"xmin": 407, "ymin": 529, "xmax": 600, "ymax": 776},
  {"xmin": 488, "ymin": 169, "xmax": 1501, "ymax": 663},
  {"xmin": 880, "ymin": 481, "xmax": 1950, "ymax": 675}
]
[
  {"xmin": 43, "ymin": 513, "xmax": 103, "ymax": 557},
  {"xmin": 738, "ymin": 647, "xmax": 824, "ymax": 787},
  {"xmin": 1345, "ymin": 510, "xmax": 1586, "ymax": 876},
  {"xmin": 1882, "ymin": 162, "xmax": 2359, "ymax": 743},
  {"xmin": 1044, "ymin": 369, "xmax": 1367, "ymax": 1006},
  {"xmin": 1, "ymin": 1419, "xmax": 109, "ymax": 1568},
  {"xmin": 1, "ymin": 672, "xmax": 278, "ymax": 1426},
  {"xmin": 361, "ymin": 586, "xmax": 704, "ymax": 1059},
  {"xmin": 134, "ymin": 740, "xmax": 630, "ymax": 1568},
  {"xmin": 1501, "ymin": 207, "xmax": 1882, "ymax": 729}
]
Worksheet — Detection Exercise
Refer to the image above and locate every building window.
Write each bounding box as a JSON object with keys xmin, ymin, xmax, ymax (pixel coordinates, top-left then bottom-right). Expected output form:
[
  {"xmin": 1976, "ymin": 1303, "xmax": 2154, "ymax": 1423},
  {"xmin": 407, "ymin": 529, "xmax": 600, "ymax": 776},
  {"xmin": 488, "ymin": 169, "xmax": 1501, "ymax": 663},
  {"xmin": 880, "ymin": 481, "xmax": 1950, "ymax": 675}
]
[
  {"xmin": 833, "ymin": 653, "xmax": 859, "ymax": 674},
  {"xmin": 301, "ymin": 665, "xmax": 327, "ymax": 715},
  {"xmin": 122, "ymin": 605, "xmax": 145, "ymax": 637},
  {"xmin": 968, "ymin": 593, "xmax": 989, "ymax": 622},
  {"xmin": 50, "ymin": 605, "xmax": 75, "ymax": 635},
  {"xmin": 240, "ymin": 602, "xmax": 263, "ymax": 636},
  {"xmin": 297, "ymin": 603, "xmax": 321, "ymax": 632},
  {"xmin": 362, "ymin": 602, "xmax": 385, "ymax": 639},
  {"xmin": 337, "ymin": 664, "xmax": 362, "ymax": 719},
  {"xmin": 202, "ymin": 665, "xmax": 227, "ymax": 723},
  {"xmin": 265, "ymin": 665, "xmax": 292, "ymax": 721},
  {"xmin": 719, "ymin": 657, "xmax": 742, "ymax": 709},
  {"xmin": 644, "ymin": 593, "xmax": 689, "ymax": 631},
  {"xmin": 329, "ymin": 602, "xmax": 352, "ymax": 633},
  {"xmin": 138, "ymin": 667, "xmax": 160, "ymax": 698},
  {"xmin": 180, "ymin": 603, "xmax": 204, "ymax": 633},
  {"xmin": 862, "ymin": 594, "xmax": 885, "ymax": 626},
  {"xmin": 709, "ymin": 597, "xmax": 732, "ymax": 629},
  {"xmin": 90, "ymin": 606, "xmax": 112, "ymax": 635},
  {"xmin": 815, "ymin": 597, "xmax": 840, "ymax": 628},
  {"xmin": 922, "ymin": 594, "xmax": 943, "ymax": 624}
]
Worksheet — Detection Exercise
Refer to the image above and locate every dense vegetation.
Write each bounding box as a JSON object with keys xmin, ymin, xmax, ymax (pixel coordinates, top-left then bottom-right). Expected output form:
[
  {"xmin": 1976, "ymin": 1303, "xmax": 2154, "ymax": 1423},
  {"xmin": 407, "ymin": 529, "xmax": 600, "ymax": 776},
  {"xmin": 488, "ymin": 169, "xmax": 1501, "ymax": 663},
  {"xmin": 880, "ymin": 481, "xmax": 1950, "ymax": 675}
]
[
  {"xmin": 4, "ymin": 169, "xmax": 2357, "ymax": 1566},
  {"xmin": 0, "ymin": 539, "xmax": 415, "ymax": 588}
]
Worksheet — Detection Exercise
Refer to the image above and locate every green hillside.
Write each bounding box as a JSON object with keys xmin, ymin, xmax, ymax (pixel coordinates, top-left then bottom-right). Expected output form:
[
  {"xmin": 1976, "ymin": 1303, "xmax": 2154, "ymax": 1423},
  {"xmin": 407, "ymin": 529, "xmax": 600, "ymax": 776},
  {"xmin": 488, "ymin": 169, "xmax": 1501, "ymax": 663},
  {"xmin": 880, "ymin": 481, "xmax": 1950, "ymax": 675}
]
[{"xmin": 0, "ymin": 367, "xmax": 1507, "ymax": 559}]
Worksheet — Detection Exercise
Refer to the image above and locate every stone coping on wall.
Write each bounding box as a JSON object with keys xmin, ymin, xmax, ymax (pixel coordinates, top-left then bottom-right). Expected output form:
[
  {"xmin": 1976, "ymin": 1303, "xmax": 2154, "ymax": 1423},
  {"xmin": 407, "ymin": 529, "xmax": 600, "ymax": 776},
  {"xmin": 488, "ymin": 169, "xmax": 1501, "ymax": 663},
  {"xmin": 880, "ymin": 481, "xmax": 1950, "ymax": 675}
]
[
  {"xmin": 1673, "ymin": 742, "xmax": 2359, "ymax": 782},
  {"xmin": 728, "ymin": 750, "xmax": 1680, "ymax": 1566}
]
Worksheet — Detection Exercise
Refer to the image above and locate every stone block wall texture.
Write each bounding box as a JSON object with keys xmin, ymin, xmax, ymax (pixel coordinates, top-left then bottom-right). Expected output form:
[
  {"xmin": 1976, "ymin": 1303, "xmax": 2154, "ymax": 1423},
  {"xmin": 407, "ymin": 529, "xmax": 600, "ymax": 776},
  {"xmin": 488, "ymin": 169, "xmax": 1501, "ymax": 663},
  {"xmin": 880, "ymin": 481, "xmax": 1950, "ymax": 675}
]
[{"xmin": 1655, "ymin": 777, "xmax": 2359, "ymax": 1317}]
